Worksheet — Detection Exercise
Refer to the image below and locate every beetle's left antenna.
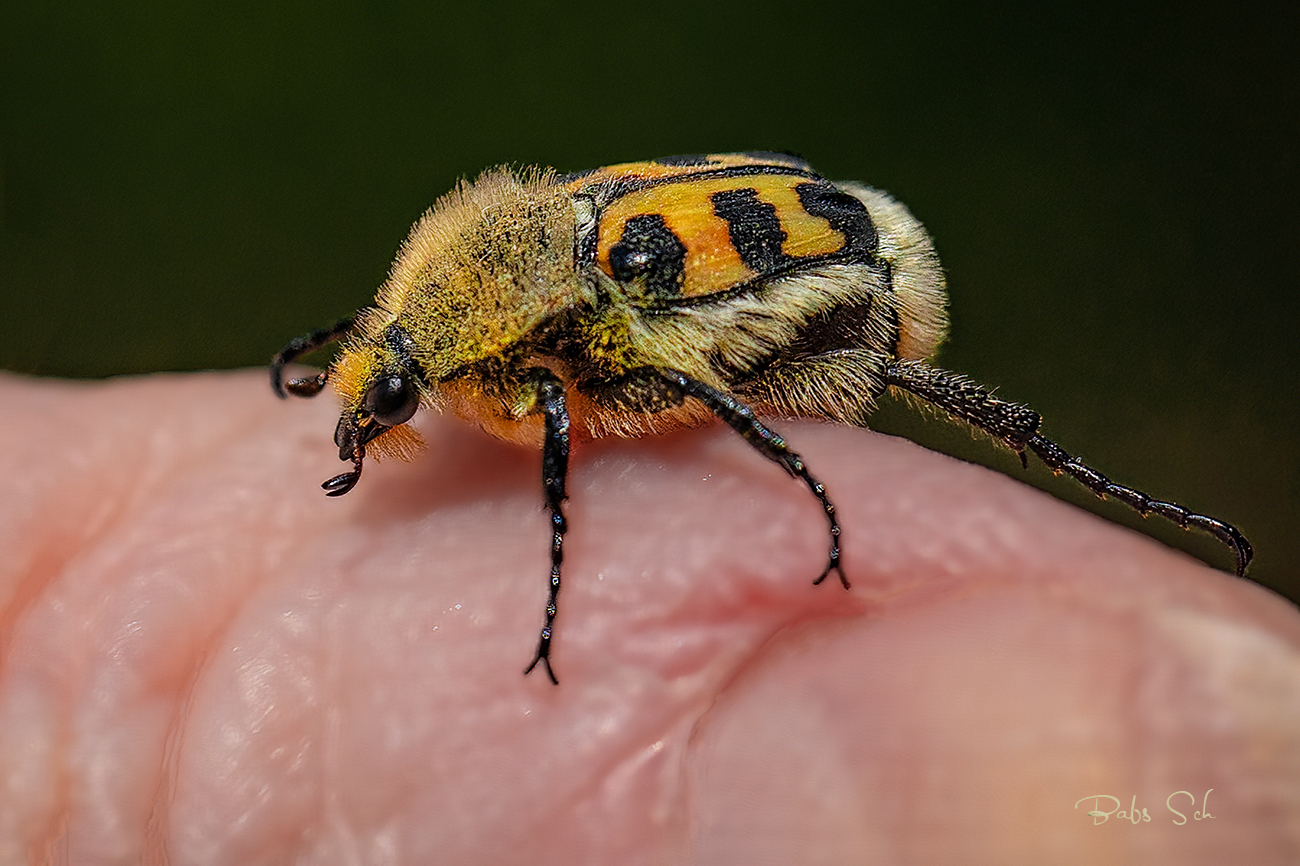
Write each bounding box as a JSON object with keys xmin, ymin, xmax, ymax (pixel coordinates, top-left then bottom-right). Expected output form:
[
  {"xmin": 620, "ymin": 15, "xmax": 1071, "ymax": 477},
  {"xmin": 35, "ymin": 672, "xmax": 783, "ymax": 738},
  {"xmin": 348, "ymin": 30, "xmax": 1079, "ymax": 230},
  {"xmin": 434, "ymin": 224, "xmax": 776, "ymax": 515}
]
[{"xmin": 270, "ymin": 316, "xmax": 358, "ymax": 398}]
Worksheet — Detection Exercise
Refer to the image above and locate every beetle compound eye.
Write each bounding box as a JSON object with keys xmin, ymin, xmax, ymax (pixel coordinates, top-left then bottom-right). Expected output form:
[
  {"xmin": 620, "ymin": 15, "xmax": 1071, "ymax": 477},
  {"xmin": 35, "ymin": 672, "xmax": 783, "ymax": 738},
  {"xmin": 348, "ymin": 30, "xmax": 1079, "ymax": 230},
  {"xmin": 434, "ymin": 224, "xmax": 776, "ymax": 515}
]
[{"xmin": 362, "ymin": 374, "xmax": 419, "ymax": 427}]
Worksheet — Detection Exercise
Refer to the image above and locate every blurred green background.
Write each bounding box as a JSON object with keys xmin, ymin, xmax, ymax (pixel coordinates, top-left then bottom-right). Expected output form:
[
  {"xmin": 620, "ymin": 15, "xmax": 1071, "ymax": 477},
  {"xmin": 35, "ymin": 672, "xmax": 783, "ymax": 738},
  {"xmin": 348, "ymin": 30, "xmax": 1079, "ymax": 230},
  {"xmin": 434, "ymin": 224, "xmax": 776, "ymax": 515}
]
[{"xmin": 2, "ymin": 2, "xmax": 1296, "ymax": 603}]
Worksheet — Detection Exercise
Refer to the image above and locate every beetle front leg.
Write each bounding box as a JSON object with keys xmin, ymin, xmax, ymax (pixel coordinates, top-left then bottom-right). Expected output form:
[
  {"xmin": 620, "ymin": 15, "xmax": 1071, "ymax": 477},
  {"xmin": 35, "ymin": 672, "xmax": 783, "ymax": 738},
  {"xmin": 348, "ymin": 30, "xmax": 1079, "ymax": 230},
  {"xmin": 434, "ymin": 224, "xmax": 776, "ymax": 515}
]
[
  {"xmin": 270, "ymin": 316, "xmax": 359, "ymax": 398},
  {"xmin": 522, "ymin": 369, "xmax": 571, "ymax": 684}
]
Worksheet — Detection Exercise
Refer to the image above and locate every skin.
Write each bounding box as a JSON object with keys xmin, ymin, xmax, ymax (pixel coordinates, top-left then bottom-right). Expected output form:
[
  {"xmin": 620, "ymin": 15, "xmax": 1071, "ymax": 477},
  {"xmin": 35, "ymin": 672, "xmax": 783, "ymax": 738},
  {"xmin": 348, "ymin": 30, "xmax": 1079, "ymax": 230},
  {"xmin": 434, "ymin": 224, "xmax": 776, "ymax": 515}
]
[{"xmin": 0, "ymin": 370, "xmax": 1297, "ymax": 865}]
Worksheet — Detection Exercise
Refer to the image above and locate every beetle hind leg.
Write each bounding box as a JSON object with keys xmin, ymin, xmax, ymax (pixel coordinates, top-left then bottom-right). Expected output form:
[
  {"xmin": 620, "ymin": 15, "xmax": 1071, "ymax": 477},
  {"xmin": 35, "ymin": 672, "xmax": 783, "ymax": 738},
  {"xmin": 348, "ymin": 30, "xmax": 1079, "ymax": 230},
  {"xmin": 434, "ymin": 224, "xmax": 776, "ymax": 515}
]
[
  {"xmin": 884, "ymin": 357, "xmax": 1253, "ymax": 576},
  {"xmin": 736, "ymin": 348, "xmax": 890, "ymax": 427},
  {"xmin": 1022, "ymin": 435, "xmax": 1253, "ymax": 575}
]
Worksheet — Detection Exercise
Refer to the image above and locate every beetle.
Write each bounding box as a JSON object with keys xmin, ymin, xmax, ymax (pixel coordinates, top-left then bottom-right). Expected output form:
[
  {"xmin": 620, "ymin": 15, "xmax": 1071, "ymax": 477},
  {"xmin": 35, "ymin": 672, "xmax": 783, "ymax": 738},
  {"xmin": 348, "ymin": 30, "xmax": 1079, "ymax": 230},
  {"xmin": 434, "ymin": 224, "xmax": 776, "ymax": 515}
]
[{"xmin": 271, "ymin": 152, "xmax": 1252, "ymax": 682}]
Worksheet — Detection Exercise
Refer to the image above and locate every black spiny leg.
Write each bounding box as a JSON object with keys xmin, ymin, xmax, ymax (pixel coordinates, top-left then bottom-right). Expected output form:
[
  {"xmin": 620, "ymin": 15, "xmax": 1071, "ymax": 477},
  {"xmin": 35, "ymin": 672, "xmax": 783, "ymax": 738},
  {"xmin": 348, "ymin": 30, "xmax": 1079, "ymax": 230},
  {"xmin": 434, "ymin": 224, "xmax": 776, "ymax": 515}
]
[
  {"xmin": 659, "ymin": 370, "xmax": 848, "ymax": 589},
  {"xmin": 884, "ymin": 358, "xmax": 1253, "ymax": 576},
  {"xmin": 270, "ymin": 316, "xmax": 358, "ymax": 398},
  {"xmin": 524, "ymin": 370, "xmax": 571, "ymax": 684}
]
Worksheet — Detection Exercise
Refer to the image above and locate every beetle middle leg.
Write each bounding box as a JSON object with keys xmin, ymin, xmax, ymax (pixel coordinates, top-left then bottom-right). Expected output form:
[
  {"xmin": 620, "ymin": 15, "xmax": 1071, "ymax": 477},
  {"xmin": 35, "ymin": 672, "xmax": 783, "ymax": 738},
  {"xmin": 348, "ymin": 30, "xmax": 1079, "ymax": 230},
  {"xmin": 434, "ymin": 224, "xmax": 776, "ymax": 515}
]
[{"xmin": 650, "ymin": 369, "xmax": 848, "ymax": 589}]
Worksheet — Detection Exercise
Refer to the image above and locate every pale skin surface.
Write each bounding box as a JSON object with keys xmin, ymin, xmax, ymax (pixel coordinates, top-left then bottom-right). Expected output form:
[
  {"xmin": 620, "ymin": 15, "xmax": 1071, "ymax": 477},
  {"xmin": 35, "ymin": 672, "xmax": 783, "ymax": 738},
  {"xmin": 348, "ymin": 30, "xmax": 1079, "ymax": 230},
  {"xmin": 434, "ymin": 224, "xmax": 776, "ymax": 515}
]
[{"xmin": 1, "ymin": 370, "xmax": 1297, "ymax": 865}]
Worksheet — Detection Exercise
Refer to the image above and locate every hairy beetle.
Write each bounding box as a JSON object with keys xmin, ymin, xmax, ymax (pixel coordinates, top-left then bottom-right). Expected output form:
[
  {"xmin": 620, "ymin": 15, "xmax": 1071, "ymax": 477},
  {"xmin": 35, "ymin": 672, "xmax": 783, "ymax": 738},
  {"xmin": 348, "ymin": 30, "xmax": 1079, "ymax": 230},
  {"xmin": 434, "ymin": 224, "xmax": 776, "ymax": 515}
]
[{"xmin": 272, "ymin": 152, "xmax": 1252, "ymax": 682}]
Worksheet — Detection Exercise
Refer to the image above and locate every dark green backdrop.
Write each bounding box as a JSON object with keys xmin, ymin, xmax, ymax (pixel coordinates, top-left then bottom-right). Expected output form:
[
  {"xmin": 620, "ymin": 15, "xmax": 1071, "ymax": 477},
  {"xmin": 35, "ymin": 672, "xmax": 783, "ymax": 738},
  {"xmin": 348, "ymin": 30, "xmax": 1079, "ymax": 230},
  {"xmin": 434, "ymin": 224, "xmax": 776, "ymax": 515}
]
[{"xmin": 3, "ymin": 2, "xmax": 1296, "ymax": 603}]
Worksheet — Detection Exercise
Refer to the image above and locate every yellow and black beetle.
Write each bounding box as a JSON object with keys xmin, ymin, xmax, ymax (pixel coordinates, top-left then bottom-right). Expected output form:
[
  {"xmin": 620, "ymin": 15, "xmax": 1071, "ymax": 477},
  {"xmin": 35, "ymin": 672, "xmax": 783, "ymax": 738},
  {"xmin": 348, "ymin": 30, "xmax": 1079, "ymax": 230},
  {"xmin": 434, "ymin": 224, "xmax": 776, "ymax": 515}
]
[{"xmin": 271, "ymin": 152, "xmax": 1252, "ymax": 683}]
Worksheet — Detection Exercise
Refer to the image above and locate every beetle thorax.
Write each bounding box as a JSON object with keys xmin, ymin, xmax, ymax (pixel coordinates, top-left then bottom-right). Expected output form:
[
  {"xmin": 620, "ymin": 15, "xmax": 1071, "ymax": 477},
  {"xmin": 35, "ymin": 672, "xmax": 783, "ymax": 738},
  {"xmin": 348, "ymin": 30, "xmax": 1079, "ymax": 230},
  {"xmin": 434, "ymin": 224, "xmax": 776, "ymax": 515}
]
[{"xmin": 371, "ymin": 168, "xmax": 589, "ymax": 382}]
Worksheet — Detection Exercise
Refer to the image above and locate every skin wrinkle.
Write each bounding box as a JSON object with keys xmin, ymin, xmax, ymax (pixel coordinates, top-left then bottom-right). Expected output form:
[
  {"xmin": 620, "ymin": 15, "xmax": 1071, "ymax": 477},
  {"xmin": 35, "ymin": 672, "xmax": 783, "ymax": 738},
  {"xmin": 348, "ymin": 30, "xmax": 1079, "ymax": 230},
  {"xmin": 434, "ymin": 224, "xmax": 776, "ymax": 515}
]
[
  {"xmin": 1, "ymin": 406, "xmax": 131, "ymax": 674},
  {"xmin": 1, "ymin": 382, "xmax": 181, "ymax": 859},
  {"xmin": 159, "ymin": 425, "xmax": 318, "ymax": 862},
  {"xmin": 146, "ymin": 634, "xmax": 225, "ymax": 864},
  {"xmin": 3, "ymin": 376, "xmax": 296, "ymax": 861},
  {"xmin": 0, "ymin": 371, "xmax": 1296, "ymax": 864}
]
